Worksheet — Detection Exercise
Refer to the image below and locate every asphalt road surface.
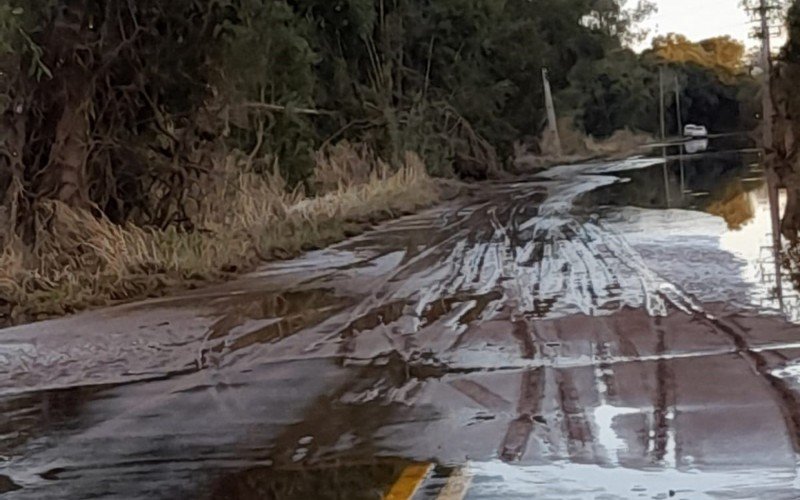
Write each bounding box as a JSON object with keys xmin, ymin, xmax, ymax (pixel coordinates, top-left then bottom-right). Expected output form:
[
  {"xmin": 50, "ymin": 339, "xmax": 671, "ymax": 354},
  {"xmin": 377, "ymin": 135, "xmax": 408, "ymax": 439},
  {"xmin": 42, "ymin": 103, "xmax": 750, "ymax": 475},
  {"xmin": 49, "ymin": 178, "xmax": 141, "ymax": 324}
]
[{"xmin": 3, "ymin": 140, "xmax": 800, "ymax": 499}]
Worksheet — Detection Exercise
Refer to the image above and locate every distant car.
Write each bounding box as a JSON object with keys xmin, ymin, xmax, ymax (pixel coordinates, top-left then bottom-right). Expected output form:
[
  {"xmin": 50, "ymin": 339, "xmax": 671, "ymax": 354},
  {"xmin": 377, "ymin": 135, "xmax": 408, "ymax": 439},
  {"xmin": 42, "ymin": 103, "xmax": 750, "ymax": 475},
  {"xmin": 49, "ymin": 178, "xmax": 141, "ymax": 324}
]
[
  {"xmin": 685, "ymin": 138, "xmax": 709, "ymax": 154},
  {"xmin": 684, "ymin": 124, "xmax": 708, "ymax": 138}
]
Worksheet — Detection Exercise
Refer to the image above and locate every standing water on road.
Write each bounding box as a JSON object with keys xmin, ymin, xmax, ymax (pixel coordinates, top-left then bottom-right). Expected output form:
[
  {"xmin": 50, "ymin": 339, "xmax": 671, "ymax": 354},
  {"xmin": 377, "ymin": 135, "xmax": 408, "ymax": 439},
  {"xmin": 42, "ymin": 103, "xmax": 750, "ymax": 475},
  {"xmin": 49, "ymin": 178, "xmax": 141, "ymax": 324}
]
[{"xmin": 5, "ymin": 139, "xmax": 800, "ymax": 499}]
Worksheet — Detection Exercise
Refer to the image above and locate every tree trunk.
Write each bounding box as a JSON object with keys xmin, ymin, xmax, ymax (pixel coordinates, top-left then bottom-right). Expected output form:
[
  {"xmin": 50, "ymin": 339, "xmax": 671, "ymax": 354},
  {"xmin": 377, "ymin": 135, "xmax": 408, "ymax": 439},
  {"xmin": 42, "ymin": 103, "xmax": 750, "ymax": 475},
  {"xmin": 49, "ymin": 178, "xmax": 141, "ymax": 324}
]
[
  {"xmin": 41, "ymin": 94, "xmax": 91, "ymax": 208},
  {"xmin": 0, "ymin": 106, "xmax": 26, "ymax": 239},
  {"xmin": 37, "ymin": 0, "xmax": 93, "ymax": 209}
]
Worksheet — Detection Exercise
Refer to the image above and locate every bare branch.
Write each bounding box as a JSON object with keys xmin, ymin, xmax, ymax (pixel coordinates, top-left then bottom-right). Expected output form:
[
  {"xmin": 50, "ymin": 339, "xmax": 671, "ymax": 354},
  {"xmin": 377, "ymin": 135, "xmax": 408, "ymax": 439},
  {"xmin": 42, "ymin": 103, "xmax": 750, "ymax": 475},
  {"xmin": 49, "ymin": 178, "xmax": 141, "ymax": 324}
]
[{"xmin": 239, "ymin": 102, "xmax": 335, "ymax": 116}]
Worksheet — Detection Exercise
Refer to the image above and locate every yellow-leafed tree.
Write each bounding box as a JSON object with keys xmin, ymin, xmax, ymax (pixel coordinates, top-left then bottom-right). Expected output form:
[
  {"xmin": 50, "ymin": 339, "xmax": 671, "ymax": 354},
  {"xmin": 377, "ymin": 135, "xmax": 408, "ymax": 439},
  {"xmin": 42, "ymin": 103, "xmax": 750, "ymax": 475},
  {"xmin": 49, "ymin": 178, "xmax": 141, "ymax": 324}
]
[{"xmin": 652, "ymin": 34, "xmax": 745, "ymax": 83}]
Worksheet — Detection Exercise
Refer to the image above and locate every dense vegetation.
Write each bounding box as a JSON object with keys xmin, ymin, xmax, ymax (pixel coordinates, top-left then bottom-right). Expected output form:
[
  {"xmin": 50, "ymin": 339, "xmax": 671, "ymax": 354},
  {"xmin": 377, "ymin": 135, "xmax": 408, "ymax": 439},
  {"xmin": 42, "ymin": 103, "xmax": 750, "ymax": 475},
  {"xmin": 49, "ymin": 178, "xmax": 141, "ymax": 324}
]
[
  {"xmin": 0, "ymin": 0, "xmax": 761, "ymax": 232},
  {"xmin": 0, "ymin": 0, "xmax": 766, "ymax": 324}
]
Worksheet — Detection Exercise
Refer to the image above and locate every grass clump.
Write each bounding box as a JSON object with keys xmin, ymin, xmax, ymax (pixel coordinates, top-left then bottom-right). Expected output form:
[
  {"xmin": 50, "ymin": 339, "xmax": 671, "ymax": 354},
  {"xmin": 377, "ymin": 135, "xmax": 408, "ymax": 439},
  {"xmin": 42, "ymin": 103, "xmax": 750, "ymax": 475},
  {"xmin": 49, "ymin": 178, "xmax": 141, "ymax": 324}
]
[{"xmin": 514, "ymin": 117, "xmax": 652, "ymax": 171}]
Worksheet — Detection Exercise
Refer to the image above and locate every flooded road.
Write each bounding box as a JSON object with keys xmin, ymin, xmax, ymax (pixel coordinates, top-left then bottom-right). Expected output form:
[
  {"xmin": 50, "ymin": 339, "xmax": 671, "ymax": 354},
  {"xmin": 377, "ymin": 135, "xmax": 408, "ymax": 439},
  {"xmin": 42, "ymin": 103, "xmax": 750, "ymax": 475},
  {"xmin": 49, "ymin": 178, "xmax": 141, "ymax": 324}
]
[{"xmin": 4, "ymin": 140, "xmax": 800, "ymax": 499}]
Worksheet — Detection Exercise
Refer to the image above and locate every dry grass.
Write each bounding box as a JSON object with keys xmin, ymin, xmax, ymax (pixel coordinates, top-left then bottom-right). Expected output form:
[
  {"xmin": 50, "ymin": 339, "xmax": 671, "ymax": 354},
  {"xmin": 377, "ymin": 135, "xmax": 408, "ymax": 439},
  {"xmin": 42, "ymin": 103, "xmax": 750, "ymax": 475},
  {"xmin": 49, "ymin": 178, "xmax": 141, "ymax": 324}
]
[
  {"xmin": 313, "ymin": 141, "xmax": 382, "ymax": 193},
  {"xmin": 582, "ymin": 129, "xmax": 652, "ymax": 158},
  {"xmin": 515, "ymin": 117, "xmax": 652, "ymax": 171},
  {"xmin": 0, "ymin": 146, "xmax": 439, "ymax": 325}
]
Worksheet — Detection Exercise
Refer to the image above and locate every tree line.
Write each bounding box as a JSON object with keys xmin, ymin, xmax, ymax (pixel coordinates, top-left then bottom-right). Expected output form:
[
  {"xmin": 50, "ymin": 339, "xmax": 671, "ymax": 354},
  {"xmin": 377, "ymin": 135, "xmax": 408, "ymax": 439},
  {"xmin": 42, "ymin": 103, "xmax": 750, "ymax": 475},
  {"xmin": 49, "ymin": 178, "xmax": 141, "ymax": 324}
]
[{"xmin": 0, "ymin": 0, "xmax": 759, "ymax": 237}]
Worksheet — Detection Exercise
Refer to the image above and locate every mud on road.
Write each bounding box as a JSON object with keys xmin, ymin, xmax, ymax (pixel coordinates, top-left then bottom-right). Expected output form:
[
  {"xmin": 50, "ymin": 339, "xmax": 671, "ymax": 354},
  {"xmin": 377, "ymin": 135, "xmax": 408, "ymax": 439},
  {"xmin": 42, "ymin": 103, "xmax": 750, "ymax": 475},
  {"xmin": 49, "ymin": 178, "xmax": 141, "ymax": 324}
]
[{"xmin": 3, "ymin": 141, "xmax": 800, "ymax": 499}]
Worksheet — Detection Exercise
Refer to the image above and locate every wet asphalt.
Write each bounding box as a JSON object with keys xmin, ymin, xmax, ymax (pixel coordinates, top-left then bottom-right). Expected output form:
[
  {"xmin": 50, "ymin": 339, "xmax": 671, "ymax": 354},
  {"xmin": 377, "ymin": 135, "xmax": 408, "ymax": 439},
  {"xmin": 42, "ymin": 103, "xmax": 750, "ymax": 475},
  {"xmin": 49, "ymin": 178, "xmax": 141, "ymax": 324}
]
[{"xmin": 3, "ymin": 140, "xmax": 800, "ymax": 499}]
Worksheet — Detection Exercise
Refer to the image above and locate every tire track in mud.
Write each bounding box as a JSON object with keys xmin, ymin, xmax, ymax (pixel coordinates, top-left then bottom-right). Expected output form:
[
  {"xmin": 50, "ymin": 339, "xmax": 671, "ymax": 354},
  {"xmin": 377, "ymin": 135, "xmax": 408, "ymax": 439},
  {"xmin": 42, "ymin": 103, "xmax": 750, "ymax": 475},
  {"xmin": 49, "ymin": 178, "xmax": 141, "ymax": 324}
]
[
  {"xmin": 353, "ymin": 192, "xmax": 672, "ymax": 364},
  {"xmin": 315, "ymin": 167, "xmax": 708, "ymax": 469},
  {"xmin": 319, "ymin": 164, "xmax": 800, "ymax": 473},
  {"xmin": 691, "ymin": 311, "xmax": 800, "ymax": 454},
  {"xmin": 263, "ymin": 167, "xmax": 725, "ymax": 376}
]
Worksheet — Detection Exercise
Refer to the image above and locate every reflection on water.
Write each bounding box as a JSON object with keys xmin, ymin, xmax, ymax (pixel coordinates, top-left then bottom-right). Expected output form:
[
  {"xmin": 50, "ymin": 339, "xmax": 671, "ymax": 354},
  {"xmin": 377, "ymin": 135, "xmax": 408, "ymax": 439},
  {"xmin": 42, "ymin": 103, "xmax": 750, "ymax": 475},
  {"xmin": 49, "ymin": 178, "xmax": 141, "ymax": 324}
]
[
  {"xmin": 720, "ymin": 185, "xmax": 800, "ymax": 321},
  {"xmin": 685, "ymin": 139, "xmax": 709, "ymax": 154},
  {"xmin": 581, "ymin": 148, "xmax": 762, "ymax": 213},
  {"xmin": 584, "ymin": 138, "xmax": 800, "ymax": 322},
  {"xmin": 706, "ymin": 181, "xmax": 756, "ymax": 230},
  {"xmin": 467, "ymin": 460, "xmax": 798, "ymax": 499}
]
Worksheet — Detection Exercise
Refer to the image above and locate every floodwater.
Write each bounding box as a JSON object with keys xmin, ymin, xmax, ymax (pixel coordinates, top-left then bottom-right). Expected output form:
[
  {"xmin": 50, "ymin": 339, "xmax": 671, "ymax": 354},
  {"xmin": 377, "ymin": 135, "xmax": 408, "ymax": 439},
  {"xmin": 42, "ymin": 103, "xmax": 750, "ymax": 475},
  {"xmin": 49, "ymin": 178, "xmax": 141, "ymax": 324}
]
[{"xmin": 3, "ymin": 138, "xmax": 800, "ymax": 499}]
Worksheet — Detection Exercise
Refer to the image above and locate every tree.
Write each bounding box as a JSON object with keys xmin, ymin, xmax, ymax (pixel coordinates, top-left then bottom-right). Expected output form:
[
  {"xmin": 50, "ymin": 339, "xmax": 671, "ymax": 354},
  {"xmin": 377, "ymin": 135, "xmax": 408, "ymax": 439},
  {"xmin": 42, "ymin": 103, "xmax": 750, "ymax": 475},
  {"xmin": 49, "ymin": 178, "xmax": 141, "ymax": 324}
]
[
  {"xmin": 653, "ymin": 34, "xmax": 746, "ymax": 83},
  {"xmin": 561, "ymin": 48, "xmax": 659, "ymax": 137},
  {"xmin": 1, "ymin": 0, "xmax": 232, "ymax": 228}
]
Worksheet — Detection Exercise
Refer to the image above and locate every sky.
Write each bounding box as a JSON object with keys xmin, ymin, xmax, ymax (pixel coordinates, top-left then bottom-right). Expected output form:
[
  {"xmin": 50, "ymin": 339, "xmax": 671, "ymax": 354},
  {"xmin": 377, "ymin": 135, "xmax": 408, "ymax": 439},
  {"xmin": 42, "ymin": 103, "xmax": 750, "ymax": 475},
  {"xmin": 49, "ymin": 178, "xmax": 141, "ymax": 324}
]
[{"xmin": 635, "ymin": 0, "xmax": 785, "ymax": 52}]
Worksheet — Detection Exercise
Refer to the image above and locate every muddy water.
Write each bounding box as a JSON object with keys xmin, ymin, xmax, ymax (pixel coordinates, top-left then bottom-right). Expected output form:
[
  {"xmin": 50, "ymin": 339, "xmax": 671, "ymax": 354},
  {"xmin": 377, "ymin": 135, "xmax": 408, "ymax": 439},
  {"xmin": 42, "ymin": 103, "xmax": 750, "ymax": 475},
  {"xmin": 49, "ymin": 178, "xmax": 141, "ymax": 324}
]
[{"xmin": 3, "ymin": 140, "xmax": 800, "ymax": 499}]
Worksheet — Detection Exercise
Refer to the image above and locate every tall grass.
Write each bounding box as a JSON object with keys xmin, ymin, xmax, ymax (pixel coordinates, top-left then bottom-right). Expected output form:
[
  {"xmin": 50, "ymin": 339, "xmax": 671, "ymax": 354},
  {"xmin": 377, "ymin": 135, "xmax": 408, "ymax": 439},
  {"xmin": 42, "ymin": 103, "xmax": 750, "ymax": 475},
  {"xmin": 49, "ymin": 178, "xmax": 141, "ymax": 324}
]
[
  {"xmin": 515, "ymin": 118, "xmax": 651, "ymax": 171},
  {"xmin": 0, "ymin": 145, "xmax": 439, "ymax": 325}
]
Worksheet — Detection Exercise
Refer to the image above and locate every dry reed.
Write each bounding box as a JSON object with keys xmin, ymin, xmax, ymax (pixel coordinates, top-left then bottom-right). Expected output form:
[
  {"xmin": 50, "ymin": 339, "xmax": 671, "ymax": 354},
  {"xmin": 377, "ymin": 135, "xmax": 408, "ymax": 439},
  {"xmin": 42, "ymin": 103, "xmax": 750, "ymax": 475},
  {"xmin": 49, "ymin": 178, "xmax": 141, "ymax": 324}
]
[{"xmin": 0, "ymin": 145, "xmax": 439, "ymax": 325}]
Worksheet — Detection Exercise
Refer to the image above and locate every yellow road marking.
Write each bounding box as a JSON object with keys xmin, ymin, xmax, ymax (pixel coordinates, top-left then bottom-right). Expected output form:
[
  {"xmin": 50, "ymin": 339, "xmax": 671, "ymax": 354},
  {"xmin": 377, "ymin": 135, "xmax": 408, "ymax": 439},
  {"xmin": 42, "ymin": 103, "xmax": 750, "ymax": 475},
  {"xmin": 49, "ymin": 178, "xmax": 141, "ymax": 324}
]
[
  {"xmin": 384, "ymin": 463, "xmax": 433, "ymax": 500},
  {"xmin": 436, "ymin": 465, "xmax": 473, "ymax": 500}
]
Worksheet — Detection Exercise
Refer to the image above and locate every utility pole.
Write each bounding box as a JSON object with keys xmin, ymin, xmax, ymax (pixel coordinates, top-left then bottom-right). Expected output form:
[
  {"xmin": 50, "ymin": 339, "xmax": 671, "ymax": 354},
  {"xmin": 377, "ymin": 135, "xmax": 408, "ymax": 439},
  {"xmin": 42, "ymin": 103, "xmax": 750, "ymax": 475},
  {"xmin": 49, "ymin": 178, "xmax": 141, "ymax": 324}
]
[
  {"xmin": 542, "ymin": 68, "xmax": 562, "ymax": 156},
  {"xmin": 674, "ymin": 75, "xmax": 683, "ymax": 136},
  {"xmin": 677, "ymin": 79, "xmax": 686, "ymax": 199},
  {"xmin": 674, "ymin": 74, "xmax": 685, "ymax": 197},
  {"xmin": 759, "ymin": 0, "xmax": 775, "ymax": 151},
  {"xmin": 754, "ymin": 0, "xmax": 783, "ymax": 297},
  {"xmin": 659, "ymin": 66, "xmax": 666, "ymax": 141}
]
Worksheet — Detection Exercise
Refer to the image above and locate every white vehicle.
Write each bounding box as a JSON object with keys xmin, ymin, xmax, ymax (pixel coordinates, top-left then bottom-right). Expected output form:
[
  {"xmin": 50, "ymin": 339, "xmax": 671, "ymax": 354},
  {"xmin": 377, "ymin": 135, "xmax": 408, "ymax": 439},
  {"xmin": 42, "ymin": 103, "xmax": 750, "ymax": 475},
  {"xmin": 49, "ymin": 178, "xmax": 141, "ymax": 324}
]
[
  {"xmin": 684, "ymin": 124, "xmax": 708, "ymax": 138},
  {"xmin": 685, "ymin": 138, "xmax": 709, "ymax": 154}
]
